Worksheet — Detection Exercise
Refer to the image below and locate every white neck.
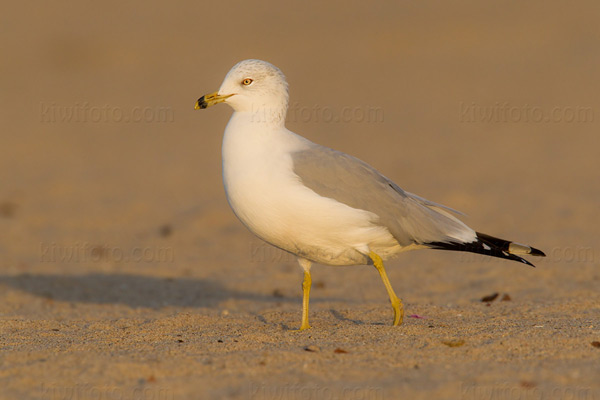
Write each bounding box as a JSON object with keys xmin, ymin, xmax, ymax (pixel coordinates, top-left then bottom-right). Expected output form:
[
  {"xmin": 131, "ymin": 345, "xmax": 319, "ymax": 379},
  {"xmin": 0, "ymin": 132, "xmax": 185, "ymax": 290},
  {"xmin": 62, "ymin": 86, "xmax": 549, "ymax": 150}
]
[
  {"xmin": 221, "ymin": 111, "xmax": 310, "ymax": 181},
  {"xmin": 247, "ymin": 103, "xmax": 287, "ymax": 127}
]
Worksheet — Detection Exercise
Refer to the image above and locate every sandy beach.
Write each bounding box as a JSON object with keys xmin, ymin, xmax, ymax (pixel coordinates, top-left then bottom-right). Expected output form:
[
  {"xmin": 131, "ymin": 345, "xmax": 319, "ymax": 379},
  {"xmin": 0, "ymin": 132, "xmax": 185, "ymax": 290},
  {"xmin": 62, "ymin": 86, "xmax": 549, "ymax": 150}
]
[{"xmin": 1, "ymin": 1, "xmax": 599, "ymax": 399}]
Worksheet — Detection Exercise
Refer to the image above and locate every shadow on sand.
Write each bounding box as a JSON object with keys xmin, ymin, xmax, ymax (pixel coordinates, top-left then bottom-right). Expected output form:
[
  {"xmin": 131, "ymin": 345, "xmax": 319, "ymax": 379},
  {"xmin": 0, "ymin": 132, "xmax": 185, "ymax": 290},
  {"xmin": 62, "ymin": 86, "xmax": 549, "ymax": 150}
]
[{"xmin": 0, "ymin": 272, "xmax": 298, "ymax": 309}]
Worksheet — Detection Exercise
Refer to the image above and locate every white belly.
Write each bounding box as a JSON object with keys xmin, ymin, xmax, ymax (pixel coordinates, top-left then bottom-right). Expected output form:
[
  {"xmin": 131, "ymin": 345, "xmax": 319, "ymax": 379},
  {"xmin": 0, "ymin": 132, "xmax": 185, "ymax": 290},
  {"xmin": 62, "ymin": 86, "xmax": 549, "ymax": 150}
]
[{"xmin": 221, "ymin": 115, "xmax": 400, "ymax": 265}]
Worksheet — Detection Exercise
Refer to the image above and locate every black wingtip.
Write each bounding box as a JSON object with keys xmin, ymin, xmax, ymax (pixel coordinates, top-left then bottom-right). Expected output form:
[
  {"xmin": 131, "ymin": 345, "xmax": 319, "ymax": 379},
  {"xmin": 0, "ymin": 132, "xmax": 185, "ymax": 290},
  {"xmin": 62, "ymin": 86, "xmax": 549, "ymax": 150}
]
[
  {"xmin": 427, "ymin": 232, "xmax": 543, "ymax": 268},
  {"xmin": 529, "ymin": 247, "xmax": 546, "ymax": 257},
  {"xmin": 520, "ymin": 257, "xmax": 536, "ymax": 268}
]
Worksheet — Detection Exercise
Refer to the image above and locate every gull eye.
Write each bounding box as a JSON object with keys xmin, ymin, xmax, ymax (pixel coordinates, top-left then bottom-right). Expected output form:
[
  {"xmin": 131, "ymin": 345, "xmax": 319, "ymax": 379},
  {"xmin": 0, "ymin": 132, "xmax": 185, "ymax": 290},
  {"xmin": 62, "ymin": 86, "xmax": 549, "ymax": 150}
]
[{"xmin": 241, "ymin": 78, "xmax": 253, "ymax": 86}]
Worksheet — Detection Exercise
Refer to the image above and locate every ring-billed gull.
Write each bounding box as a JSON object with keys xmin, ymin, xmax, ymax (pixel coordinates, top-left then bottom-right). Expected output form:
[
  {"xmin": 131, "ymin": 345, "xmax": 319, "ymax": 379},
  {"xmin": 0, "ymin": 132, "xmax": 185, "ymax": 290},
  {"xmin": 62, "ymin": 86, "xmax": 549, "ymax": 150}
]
[{"xmin": 195, "ymin": 59, "xmax": 545, "ymax": 330}]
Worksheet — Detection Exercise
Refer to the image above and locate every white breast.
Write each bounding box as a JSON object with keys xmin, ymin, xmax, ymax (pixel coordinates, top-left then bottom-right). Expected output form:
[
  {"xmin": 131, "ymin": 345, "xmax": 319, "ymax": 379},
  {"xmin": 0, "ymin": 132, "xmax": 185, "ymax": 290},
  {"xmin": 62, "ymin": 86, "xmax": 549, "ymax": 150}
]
[{"xmin": 221, "ymin": 113, "xmax": 400, "ymax": 265}]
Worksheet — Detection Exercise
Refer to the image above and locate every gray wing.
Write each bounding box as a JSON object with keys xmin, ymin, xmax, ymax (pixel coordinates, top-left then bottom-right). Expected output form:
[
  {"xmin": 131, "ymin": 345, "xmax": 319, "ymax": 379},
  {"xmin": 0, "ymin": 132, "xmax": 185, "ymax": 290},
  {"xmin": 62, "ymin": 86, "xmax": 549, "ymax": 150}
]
[{"xmin": 291, "ymin": 144, "xmax": 475, "ymax": 247}]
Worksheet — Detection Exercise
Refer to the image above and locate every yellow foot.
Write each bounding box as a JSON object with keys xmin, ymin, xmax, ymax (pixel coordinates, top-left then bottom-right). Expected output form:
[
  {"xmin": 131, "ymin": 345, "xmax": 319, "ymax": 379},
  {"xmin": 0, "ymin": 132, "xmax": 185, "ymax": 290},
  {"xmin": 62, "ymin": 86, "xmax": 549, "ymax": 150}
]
[
  {"xmin": 369, "ymin": 251, "xmax": 404, "ymax": 327},
  {"xmin": 293, "ymin": 268, "xmax": 312, "ymax": 332},
  {"xmin": 292, "ymin": 323, "xmax": 312, "ymax": 332},
  {"xmin": 391, "ymin": 297, "xmax": 404, "ymax": 326}
]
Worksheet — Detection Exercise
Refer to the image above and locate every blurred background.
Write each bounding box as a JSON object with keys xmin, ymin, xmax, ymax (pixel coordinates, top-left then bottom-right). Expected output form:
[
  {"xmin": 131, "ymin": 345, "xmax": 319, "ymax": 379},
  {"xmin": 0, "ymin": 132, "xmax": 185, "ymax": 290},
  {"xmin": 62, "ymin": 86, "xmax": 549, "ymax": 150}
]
[
  {"xmin": 1, "ymin": 0, "xmax": 597, "ymax": 285},
  {"xmin": 0, "ymin": 0, "xmax": 599, "ymax": 397}
]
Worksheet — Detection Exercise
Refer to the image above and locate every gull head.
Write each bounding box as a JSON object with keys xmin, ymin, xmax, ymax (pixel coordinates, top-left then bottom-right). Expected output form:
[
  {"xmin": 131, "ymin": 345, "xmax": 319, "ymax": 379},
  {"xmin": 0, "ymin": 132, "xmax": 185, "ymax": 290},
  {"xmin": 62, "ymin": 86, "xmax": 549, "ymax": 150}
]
[{"xmin": 196, "ymin": 59, "xmax": 289, "ymax": 124}]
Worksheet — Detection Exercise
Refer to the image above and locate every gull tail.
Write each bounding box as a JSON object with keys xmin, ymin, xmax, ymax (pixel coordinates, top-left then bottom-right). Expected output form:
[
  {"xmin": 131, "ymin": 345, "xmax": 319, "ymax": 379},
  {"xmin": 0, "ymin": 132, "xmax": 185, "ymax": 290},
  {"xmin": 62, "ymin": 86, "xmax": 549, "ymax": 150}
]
[{"xmin": 426, "ymin": 232, "xmax": 546, "ymax": 267}]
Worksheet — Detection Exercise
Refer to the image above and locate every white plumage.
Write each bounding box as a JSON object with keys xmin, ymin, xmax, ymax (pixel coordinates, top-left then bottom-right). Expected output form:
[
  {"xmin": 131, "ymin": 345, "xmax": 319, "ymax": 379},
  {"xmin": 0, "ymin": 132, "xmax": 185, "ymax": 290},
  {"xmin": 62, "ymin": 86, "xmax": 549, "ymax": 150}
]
[{"xmin": 195, "ymin": 59, "xmax": 545, "ymax": 330}]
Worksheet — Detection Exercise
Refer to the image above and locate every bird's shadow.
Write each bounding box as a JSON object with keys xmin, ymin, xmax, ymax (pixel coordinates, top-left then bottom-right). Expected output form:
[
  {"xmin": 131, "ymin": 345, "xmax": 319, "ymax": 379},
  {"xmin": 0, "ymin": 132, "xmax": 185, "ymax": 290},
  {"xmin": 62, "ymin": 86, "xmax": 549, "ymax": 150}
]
[
  {"xmin": 329, "ymin": 308, "xmax": 365, "ymax": 325},
  {"xmin": 0, "ymin": 273, "xmax": 297, "ymax": 309}
]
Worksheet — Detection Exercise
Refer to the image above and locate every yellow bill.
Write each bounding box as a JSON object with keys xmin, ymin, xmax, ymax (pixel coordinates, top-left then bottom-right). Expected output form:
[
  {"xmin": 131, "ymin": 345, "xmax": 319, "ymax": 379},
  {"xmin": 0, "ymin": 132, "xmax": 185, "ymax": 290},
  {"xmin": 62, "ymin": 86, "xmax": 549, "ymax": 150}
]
[{"xmin": 195, "ymin": 92, "xmax": 234, "ymax": 109}]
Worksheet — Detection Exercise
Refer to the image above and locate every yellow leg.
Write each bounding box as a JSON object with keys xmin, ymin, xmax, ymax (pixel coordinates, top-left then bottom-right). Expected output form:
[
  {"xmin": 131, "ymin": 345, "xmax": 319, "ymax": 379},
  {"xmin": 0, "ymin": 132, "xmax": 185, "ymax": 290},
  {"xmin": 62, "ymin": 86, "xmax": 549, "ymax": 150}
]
[
  {"xmin": 369, "ymin": 251, "xmax": 404, "ymax": 326},
  {"xmin": 298, "ymin": 270, "xmax": 312, "ymax": 330}
]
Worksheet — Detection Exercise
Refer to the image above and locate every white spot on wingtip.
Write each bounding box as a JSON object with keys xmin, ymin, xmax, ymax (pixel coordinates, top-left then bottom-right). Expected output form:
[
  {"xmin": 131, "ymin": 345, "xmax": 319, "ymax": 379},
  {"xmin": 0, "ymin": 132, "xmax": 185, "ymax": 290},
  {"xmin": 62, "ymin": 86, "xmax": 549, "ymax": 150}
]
[{"xmin": 483, "ymin": 244, "xmax": 491, "ymax": 251}]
